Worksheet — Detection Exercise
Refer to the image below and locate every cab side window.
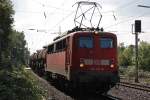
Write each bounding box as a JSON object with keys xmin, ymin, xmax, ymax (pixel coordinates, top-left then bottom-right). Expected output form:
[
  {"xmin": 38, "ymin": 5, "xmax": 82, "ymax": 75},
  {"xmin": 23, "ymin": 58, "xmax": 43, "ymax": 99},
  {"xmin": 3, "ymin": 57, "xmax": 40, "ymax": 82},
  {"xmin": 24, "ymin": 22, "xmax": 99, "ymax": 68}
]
[
  {"xmin": 55, "ymin": 39, "xmax": 66, "ymax": 52},
  {"xmin": 48, "ymin": 44, "xmax": 54, "ymax": 53}
]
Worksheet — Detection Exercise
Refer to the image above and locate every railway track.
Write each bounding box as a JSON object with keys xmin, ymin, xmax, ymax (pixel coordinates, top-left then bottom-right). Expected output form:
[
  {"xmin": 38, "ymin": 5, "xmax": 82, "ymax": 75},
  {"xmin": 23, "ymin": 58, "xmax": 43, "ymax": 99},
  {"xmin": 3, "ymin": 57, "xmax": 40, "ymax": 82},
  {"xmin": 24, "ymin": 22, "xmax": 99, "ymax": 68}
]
[
  {"xmin": 72, "ymin": 93, "xmax": 121, "ymax": 100},
  {"xmin": 118, "ymin": 81, "xmax": 150, "ymax": 92},
  {"xmin": 27, "ymin": 69, "xmax": 122, "ymax": 100},
  {"xmin": 102, "ymin": 94, "xmax": 122, "ymax": 100}
]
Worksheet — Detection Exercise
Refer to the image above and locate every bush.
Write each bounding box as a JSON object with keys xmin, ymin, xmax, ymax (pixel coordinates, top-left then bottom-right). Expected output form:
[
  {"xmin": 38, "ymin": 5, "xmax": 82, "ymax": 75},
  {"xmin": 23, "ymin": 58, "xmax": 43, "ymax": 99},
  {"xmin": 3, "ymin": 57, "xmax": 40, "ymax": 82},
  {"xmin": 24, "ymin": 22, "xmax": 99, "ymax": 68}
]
[
  {"xmin": 125, "ymin": 66, "xmax": 136, "ymax": 78},
  {"xmin": 0, "ymin": 66, "xmax": 46, "ymax": 100},
  {"xmin": 123, "ymin": 66, "xmax": 150, "ymax": 82},
  {"xmin": 138, "ymin": 70, "xmax": 150, "ymax": 78},
  {"xmin": 119, "ymin": 66, "xmax": 128, "ymax": 75}
]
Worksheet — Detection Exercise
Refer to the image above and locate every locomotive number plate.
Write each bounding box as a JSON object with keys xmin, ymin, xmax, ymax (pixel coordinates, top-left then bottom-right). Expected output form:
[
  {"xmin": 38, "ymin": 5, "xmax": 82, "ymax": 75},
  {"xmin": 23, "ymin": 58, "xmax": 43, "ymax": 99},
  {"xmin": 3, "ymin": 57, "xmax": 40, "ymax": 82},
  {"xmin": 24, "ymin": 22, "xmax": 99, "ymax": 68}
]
[
  {"xmin": 100, "ymin": 59, "xmax": 110, "ymax": 65},
  {"xmin": 83, "ymin": 59, "xmax": 110, "ymax": 66},
  {"xmin": 84, "ymin": 59, "xmax": 93, "ymax": 65}
]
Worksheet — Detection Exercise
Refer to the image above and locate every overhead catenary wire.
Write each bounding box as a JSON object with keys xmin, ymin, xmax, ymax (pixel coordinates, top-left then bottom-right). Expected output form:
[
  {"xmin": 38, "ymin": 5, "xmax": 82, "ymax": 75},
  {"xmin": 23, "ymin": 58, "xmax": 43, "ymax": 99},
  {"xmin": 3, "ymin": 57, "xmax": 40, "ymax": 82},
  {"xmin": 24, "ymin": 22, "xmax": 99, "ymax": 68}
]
[
  {"xmin": 103, "ymin": 11, "xmax": 150, "ymax": 29},
  {"xmin": 95, "ymin": 0, "xmax": 141, "ymax": 13},
  {"xmin": 101, "ymin": 0, "xmax": 144, "ymax": 28},
  {"xmin": 31, "ymin": 0, "xmax": 73, "ymax": 12},
  {"xmin": 92, "ymin": 0, "xmax": 142, "ymax": 27},
  {"xmin": 75, "ymin": 0, "xmax": 142, "ymax": 18},
  {"xmin": 66, "ymin": 0, "xmax": 143, "ymax": 29},
  {"xmin": 113, "ymin": 0, "xmax": 142, "ymax": 12},
  {"xmin": 30, "ymin": 0, "xmax": 75, "ymax": 29},
  {"xmin": 18, "ymin": 0, "xmax": 140, "ymax": 25},
  {"xmin": 16, "ymin": 0, "xmax": 148, "ymax": 32},
  {"xmin": 48, "ymin": 0, "xmax": 69, "ymax": 22},
  {"xmin": 15, "ymin": 10, "xmax": 73, "ymax": 16},
  {"xmin": 50, "ymin": 10, "xmax": 75, "ymax": 30},
  {"xmin": 14, "ymin": 0, "xmax": 77, "ymax": 34}
]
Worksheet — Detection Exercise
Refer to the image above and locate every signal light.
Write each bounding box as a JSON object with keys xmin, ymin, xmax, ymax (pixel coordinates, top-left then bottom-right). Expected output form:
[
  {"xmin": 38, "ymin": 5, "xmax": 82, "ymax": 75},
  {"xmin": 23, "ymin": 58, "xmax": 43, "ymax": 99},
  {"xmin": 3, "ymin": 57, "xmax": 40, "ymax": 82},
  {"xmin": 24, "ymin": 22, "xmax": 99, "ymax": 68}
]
[{"xmin": 135, "ymin": 20, "xmax": 141, "ymax": 33}]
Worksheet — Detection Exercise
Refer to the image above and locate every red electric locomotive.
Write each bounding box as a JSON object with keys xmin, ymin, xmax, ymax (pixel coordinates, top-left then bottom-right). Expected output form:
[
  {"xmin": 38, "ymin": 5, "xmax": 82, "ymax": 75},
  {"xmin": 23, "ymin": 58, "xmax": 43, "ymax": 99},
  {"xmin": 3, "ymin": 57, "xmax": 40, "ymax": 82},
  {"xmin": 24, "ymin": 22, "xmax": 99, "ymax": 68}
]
[
  {"xmin": 44, "ymin": 28, "xmax": 119, "ymax": 93},
  {"xmin": 29, "ymin": 1, "xmax": 120, "ymax": 93}
]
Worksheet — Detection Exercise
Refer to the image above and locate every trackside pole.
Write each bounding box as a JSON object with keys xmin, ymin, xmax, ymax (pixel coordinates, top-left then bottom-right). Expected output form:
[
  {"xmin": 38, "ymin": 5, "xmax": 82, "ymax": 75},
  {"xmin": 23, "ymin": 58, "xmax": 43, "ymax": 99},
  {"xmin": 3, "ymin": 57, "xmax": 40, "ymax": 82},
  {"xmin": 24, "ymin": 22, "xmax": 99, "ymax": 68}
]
[{"xmin": 134, "ymin": 20, "xmax": 141, "ymax": 83}]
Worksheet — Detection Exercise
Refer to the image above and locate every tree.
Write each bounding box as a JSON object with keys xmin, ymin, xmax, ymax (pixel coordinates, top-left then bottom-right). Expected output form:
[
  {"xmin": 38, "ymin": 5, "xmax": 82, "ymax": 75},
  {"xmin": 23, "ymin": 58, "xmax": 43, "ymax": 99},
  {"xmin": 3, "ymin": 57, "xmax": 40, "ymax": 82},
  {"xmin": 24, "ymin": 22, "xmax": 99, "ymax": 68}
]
[
  {"xmin": 0, "ymin": 0, "xmax": 14, "ymax": 66},
  {"xmin": 118, "ymin": 45, "xmax": 134, "ymax": 67},
  {"xmin": 118, "ymin": 41, "xmax": 150, "ymax": 72},
  {"xmin": 0, "ymin": 1, "xmax": 45, "ymax": 99},
  {"xmin": 118, "ymin": 43, "xmax": 125, "ymax": 66},
  {"xmin": 0, "ymin": 0, "xmax": 30, "ymax": 68},
  {"xmin": 9, "ymin": 30, "xmax": 30, "ymax": 66},
  {"xmin": 139, "ymin": 41, "xmax": 150, "ymax": 71}
]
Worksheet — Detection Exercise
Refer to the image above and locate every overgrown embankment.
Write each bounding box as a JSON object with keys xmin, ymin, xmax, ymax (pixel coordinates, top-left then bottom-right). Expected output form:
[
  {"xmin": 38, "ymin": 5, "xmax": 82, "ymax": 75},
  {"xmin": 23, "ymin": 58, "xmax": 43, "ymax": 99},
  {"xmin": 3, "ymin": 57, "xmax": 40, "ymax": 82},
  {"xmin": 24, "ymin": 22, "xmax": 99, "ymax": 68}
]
[{"xmin": 0, "ymin": 66, "xmax": 46, "ymax": 100}]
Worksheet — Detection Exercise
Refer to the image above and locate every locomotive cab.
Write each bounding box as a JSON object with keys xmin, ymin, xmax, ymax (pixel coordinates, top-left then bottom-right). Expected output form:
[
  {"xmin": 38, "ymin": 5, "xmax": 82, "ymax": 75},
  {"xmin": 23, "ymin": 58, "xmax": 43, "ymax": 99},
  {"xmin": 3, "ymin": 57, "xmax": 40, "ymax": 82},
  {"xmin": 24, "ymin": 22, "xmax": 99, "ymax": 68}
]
[{"xmin": 70, "ymin": 31, "xmax": 119, "ymax": 90}]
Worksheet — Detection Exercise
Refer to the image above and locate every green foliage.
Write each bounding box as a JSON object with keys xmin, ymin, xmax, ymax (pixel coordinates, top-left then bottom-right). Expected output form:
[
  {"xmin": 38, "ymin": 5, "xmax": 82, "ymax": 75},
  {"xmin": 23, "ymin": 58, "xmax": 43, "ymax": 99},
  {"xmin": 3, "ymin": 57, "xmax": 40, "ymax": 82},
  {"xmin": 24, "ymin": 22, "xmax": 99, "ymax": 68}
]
[
  {"xmin": 0, "ymin": 0, "xmax": 30, "ymax": 67},
  {"xmin": 119, "ymin": 67, "xmax": 126, "ymax": 75},
  {"xmin": 0, "ymin": 0, "xmax": 14, "ymax": 33},
  {"xmin": 138, "ymin": 70, "xmax": 150, "ymax": 78},
  {"xmin": 139, "ymin": 41, "xmax": 150, "ymax": 71},
  {"xmin": 0, "ymin": 67, "xmax": 46, "ymax": 100},
  {"xmin": 125, "ymin": 66, "xmax": 136, "ymax": 78},
  {"xmin": 0, "ymin": 0, "xmax": 47, "ymax": 99},
  {"xmin": 118, "ymin": 45, "xmax": 134, "ymax": 66},
  {"xmin": 0, "ymin": 0, "xmax": 14, "ymax": 66},
  {"xmin": 118, "ymin": 41, "xmax": 150, "ymax": 72},
  {"xmin": 122, "ymin": 66, "xmax": 150, "ymax": 81},
  {"xmin": 9, "ymin": 30, "xmax": 30, "ymax": 66}
]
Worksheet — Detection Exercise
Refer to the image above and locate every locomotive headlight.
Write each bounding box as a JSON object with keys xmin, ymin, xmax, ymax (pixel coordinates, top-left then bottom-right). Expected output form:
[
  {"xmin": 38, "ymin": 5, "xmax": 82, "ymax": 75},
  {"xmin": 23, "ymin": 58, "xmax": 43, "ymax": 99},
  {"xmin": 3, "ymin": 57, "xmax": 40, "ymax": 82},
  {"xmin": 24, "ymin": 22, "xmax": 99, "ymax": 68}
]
[
  {"xmin": 110, "ymin": 64, "xmax": 114, "ymax": 68},
  {"xmin": 80, "ymin": 63, "xmax": 84, "ymax": 67},
  {"xmin": 94, "ymin": 31, "xmax": 99, "ymax": 35}
]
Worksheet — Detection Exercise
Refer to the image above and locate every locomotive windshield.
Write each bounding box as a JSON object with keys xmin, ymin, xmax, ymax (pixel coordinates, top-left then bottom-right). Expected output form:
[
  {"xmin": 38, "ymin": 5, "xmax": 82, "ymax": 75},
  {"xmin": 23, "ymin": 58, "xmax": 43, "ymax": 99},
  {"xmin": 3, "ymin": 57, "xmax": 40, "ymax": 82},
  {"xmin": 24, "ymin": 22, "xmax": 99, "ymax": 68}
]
[
  {"xmin": 79, "ymin": 37, "xmax": 93, "ymax": 48},
  {"xmin": 100, "ymin": 38, "xmax": 113, "ymax": 48}
]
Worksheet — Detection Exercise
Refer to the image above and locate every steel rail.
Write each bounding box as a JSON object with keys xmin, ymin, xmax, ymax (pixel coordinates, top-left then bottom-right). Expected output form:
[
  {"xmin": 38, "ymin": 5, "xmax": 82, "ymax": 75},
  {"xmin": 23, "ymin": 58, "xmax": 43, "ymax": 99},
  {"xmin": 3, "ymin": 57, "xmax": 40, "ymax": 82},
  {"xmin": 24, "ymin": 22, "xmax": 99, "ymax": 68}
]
[
  {"xmin": 105, "ymin": 94, "xmax": 122, "ymax": 100},
  {"xmin": 118, "ymin": 82, "xmax": 150, "ymax": 92}
]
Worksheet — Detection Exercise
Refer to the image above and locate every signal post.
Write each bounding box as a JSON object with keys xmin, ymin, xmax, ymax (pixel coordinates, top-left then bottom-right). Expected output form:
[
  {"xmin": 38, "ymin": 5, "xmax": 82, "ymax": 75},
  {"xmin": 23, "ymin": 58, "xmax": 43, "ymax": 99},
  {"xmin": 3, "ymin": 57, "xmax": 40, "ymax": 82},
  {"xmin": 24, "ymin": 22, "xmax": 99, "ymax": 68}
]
[{"xmin": 134, "ymin": 20, "xmax": 141, "ymax": 83}]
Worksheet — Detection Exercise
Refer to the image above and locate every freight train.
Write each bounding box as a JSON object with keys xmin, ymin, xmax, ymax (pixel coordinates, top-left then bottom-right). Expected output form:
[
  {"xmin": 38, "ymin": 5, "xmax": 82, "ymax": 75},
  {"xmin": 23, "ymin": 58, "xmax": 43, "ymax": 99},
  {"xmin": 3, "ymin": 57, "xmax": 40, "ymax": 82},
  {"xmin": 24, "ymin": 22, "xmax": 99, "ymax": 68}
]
[{"xmin": 29, "ymin": 27, "xmax": 120, "ymax": 93}]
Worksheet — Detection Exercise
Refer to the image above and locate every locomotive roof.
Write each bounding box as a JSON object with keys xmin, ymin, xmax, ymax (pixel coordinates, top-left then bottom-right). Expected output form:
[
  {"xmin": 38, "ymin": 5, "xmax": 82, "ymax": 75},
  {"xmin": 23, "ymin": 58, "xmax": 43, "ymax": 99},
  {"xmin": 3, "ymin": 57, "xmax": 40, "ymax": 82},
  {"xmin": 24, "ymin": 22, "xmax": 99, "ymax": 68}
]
[{"xmin": 47, "ymin": 30, "xmax": 116, "ymax": 47}]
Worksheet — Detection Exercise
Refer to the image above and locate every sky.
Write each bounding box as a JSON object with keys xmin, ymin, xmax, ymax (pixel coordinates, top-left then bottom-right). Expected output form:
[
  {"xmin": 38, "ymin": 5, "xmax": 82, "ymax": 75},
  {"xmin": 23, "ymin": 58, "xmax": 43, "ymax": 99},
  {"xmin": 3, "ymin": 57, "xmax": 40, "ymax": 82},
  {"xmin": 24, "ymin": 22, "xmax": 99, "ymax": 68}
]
[{"xmin": 11, "ymin": 0, "xmax": 150, "ymax": 53}]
